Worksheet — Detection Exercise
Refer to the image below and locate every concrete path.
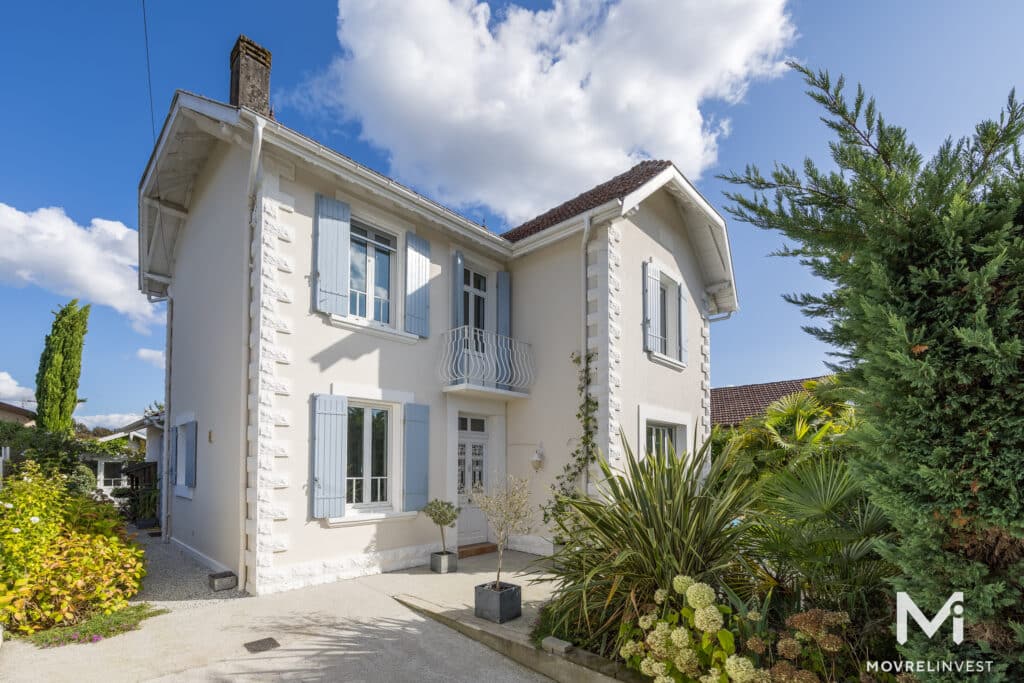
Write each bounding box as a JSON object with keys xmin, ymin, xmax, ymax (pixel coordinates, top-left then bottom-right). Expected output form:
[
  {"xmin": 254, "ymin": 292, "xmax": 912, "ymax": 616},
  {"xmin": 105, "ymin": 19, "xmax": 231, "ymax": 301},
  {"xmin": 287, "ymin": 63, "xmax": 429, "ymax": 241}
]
[{"xmin": 0, "ymin": 540, "xmax": 551, "ymax": 682}]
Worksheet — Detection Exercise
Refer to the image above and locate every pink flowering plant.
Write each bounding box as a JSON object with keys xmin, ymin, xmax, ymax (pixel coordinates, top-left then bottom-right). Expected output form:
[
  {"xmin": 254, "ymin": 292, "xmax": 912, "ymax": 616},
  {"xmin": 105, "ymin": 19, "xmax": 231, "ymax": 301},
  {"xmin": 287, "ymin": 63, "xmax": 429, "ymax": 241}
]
[{"xmin": 618, "ymin": 575, "xmax": 771, "ymax": 683}]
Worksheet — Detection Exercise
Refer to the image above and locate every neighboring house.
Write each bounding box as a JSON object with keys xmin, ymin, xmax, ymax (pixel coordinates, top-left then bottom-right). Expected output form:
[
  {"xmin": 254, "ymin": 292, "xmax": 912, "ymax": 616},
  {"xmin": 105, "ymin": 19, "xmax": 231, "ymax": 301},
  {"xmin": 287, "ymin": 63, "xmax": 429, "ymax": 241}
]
[
  {"xmin": 136, "ymin": 36, "xmax": 738, "ymax": 594},
  {"xmin": 710, "ymin": 376, "xmax": 827, "ymax": 427},
  {"xmin": 0, "ymin": 401, "xmax": 36, "ymax": 427},
  {"xmin": 85, "ymin": 428, "xmax": 147, "ymax": 496}
]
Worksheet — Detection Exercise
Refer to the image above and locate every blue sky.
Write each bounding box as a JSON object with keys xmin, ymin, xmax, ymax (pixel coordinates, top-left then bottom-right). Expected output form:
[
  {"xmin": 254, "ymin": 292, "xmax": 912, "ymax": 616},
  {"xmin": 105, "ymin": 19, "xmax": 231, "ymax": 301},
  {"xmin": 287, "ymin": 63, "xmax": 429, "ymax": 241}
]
[{"xmin": 1, "ymin": 1, "xmax": 1022, "ymax": 426}]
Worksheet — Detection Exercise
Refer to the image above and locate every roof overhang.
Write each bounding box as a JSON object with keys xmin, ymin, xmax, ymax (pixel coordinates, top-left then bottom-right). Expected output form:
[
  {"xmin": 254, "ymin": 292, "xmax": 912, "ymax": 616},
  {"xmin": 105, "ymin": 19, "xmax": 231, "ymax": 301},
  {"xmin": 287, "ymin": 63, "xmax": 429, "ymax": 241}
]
[
  {"xmin": 511, "ymin": 165, "xmax": 739, "ymax": 315},
  {"xmin": 138, "ymin": 93, "xmax": 514, "ymax": 300}
]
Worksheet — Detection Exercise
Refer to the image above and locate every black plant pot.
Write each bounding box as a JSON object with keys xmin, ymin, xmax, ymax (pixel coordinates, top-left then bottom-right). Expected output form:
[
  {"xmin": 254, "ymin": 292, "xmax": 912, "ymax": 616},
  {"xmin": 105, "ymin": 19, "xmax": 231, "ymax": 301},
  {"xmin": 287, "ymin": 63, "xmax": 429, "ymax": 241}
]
[
  {"xmin": 474, "ymin": 581, "xmax": 522, "ymax": 623},
  {"xmin": 430, "ymin": 551, "xmax": 458, "ymax": 573}
]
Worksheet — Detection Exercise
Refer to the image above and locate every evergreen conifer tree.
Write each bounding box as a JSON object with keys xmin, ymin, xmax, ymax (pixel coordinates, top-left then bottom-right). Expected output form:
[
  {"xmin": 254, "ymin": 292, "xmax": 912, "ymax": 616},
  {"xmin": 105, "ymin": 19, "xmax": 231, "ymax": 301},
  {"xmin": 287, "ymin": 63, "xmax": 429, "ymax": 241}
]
[
  {"xmin": 34, "ymin": 300, "xmax": 90, "ymax": 434},
  {"xmin": 723, "ymin": 64, "xmax": 1024, "ymax": 678}
]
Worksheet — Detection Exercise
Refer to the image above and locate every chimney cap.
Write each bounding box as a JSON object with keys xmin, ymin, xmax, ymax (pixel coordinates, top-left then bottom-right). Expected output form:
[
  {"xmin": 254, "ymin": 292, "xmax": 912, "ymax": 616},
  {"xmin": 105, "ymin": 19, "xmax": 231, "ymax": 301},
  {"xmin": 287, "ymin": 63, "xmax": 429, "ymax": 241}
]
[{"xmin": 231, "ymin": 34, "xmax": 272, "ymax": 69}]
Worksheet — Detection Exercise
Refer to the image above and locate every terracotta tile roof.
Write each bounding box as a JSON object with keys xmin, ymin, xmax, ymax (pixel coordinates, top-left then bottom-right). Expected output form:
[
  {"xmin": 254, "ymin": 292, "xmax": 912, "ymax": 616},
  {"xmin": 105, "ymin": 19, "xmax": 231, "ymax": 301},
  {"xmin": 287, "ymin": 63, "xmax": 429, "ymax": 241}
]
[
  {"xmin": 711, "ymin": 376, "xmax": 827, "ymax": 427},
  {"xmin": 501, "ymin": 159, "xmax": 673, "ymax": 243}
]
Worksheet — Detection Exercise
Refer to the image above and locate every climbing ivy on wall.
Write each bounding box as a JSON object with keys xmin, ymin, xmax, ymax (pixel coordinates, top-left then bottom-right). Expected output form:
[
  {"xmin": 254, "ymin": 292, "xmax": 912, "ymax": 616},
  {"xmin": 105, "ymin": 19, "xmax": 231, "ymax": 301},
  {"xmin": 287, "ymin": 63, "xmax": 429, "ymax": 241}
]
[{"xmin": 541, "ymin": 351, "xmax": 598, "ymax": 532}]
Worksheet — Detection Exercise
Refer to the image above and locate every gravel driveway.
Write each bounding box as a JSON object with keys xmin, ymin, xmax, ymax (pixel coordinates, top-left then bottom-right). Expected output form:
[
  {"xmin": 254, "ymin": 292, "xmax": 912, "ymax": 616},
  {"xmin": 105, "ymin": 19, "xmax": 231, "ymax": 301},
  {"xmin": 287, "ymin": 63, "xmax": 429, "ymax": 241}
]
[{"xmin": 131, "ymin": 527, "xmax": 247, "ymax": 610}]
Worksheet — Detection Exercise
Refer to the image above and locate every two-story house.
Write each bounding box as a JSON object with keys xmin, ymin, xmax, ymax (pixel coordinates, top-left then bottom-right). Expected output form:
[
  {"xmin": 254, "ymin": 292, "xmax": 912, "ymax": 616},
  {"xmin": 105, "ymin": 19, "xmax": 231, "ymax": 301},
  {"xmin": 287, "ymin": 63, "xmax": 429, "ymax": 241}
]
[{"xmin": 137, "ymin": 36, "xmax": 738, "ymax": 595}]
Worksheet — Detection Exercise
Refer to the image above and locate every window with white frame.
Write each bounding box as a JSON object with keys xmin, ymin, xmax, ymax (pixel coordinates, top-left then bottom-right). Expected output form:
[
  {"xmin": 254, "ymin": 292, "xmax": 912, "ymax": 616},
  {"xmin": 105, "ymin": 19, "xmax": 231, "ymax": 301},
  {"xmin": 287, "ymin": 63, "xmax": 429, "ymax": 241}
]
[
  {"xmin": 645, "ymin": 261, "xmax": 687, "ymax": 364},
  {"xmin": 102, "ymin": 461, "xmax": 123, "ymax": 488},
  {"xmin": 346, "ymin": 403, "xmax": 391, "ymax": 506},
  {"xmin": 646, "ymin": 421, "xmax": 685, "ymax": 457},
  {"xmin": 349, "ymin": 224, "xmax": 394, "ymax": 324}
]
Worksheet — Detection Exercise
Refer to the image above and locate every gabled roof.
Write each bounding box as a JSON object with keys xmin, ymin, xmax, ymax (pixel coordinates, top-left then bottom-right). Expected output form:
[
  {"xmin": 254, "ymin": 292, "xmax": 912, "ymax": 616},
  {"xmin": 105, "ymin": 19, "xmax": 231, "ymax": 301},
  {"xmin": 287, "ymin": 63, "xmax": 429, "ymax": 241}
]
[
  {"xmin": 0, "ymin": 401, "xmax": 36, "ymax": 420},
  {"xmin": 711, "ymin": 376, "xmax": 827, "ymax": 427},
  {"xmin": 502, "ymin": 160, "xmax": 672, "ymax": 242}
]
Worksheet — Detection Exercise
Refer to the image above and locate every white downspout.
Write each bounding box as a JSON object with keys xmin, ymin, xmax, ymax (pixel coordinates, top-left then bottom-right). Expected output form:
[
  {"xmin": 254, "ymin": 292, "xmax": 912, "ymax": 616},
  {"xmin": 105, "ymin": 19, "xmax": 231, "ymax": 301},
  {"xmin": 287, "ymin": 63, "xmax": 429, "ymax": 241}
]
[
  {"xmin": 237, "ymin": 111, "xmax": 265, "ymax": 589},
  {"xmin": 579, "ymin": 213, "xmax": 593, "ymax": 490}
]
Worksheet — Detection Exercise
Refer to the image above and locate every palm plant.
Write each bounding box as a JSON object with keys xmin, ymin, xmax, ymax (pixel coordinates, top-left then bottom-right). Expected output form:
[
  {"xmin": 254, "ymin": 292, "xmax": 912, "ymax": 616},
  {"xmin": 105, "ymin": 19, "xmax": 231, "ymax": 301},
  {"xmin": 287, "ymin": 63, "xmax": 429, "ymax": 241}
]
[
  {"xmin": 536, "ymin": 434, "xmax": 758, "ymax": 657},
  {"xmin": 733, "ymin": 455, "xmax": 896, "ymax": 664}
]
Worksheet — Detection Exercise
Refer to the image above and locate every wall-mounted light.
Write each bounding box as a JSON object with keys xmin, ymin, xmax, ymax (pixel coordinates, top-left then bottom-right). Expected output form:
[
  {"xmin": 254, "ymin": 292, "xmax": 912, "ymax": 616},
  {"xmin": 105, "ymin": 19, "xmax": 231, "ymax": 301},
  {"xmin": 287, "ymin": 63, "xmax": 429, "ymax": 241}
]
[{"xmin": 531, "ymin": 442, "xmax": 545, "ymax": 471}]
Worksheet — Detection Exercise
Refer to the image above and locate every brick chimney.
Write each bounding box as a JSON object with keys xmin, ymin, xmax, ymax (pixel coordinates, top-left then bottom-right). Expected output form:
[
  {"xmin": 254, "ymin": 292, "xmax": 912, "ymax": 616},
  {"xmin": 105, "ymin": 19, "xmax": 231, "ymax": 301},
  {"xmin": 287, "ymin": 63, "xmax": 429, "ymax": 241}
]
[{"xmin": 230, "ymin": 35, "xmax": 272, "ymax": 116}]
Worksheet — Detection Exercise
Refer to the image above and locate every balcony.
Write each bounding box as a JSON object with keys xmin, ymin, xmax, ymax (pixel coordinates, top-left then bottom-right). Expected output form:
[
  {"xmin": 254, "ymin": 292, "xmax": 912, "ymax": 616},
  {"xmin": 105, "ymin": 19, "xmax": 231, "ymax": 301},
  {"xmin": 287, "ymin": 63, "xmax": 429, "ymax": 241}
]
[{"xmin": 439, "ymin": 326, "xmax": 535, "ymax": 398}]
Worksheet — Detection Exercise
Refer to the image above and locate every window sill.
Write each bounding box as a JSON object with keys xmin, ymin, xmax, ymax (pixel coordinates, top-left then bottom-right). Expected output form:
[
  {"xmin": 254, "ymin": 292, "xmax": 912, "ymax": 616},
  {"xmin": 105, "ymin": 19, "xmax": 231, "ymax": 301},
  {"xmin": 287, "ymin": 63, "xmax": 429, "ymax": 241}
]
[
  {"xmin": 325, "ymin": 510, "xmax": 418, "ymax": 527},
  {"xmin": 173, "ymin": 485, "xmax": 194, "ymax": 500},
  {"xmin": 647, "ymin": 351, "xmax": 687, "ymax": 372},
  {"xmin": 327, "ymin": 314, "xmax": 419, "ymax": 345}
]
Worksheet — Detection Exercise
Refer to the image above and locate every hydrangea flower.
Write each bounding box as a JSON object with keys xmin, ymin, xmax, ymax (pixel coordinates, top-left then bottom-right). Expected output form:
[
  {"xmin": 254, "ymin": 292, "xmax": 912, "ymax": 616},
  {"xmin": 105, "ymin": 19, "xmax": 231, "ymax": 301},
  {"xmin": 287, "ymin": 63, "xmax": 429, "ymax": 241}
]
[
  {"xmin": 699, "ymin": 667, "xmax": 722, "ymax": 683},
  {"xmin": 670, "ymin": 627, "xmax": 690, "ymax": 648},
  {"xmin": 685, "ymin": 582, "xmax": 716, "ymax": 609},
  {"xmin": 639, "ymin": 657, "xmax": 659, "ymax": 677},
  {"xmin": 777, "ymin": 637, "xmax": 801, "ymax": 660},
  {"xmin": 746, "ymin": 610, "xmax": 761, "ymax": 622},
  {"xmin": 638, "ymin": 613, "xmax": 657, "ymax": 630},
  {"xmin": 694, "ymin": 605, "xmax": 724, "ymax": 633},
  {"xmin": 654, "ymin": 676, "xmax": 673, "ymax": 683},
  {"xmin": 674, "ymin": 647, "xmax": 699, "ymax": 676},
  {"xmin": 725, "ymin": 654, "xmax": 757, "ymax": 682},
  {"xmin": 619, "ymin": 640, "xmax": 641, "ymax": 659},
  {"xmin": 672, "ymin": 574, "xmax": 694, "ymax": 594},
  {"xmin": 654, "ymin": 588, "xmax": 668, "ymax": 605}
]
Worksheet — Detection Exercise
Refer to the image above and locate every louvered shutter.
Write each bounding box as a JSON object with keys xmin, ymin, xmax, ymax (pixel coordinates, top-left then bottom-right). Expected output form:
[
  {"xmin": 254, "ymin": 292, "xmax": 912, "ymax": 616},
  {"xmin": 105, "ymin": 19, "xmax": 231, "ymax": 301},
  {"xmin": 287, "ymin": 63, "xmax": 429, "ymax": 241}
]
[
  {"xmin": 314, "ymin": 194, "xmax": 351, "ymax": 316},
  {"xmin": 643, "ymin": 261, "xmax": 662, "ymax": 352},
  {"xmin": 405, "ymin": 233, "xmax": 431, "ymax": 337},
  {"xmin": 403, "ymin": 404, "xmax": 430, "ymax": 511},
  {"xmin": 312, "ymin": 394, "xmax": 348, "ymax": 518},
  {"xmin": 184, "ymin": 420, "xmax": 198, "ymax": 488}
]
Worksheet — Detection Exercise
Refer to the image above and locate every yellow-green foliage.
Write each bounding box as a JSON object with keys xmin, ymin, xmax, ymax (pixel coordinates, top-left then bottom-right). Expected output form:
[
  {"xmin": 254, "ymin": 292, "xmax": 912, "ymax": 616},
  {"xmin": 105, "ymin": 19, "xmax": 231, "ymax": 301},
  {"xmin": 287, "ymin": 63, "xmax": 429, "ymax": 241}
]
[
  {"xmin": 0, "ymin": 462, "xmax": 65, "ymax": 577},
  {"xmin": 0, "ymin": 461, "xmax": 145, "ymax": 634}
]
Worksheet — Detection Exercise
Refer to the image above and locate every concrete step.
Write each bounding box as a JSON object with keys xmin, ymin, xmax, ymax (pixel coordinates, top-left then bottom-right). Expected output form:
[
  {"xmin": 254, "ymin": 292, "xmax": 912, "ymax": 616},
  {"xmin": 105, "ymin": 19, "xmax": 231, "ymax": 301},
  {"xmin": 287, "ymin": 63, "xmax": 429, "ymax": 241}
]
[{"xmin": 458, "ymin": 542, "xmax": 497, "ymax": 559}]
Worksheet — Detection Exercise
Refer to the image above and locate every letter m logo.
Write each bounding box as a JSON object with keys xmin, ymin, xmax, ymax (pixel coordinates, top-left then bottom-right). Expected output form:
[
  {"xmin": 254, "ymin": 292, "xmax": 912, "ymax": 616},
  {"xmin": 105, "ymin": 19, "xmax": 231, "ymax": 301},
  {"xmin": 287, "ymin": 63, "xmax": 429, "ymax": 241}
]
[{"xmin": 896, "ymin": 592, "xmax": 964, "ymax": 644}]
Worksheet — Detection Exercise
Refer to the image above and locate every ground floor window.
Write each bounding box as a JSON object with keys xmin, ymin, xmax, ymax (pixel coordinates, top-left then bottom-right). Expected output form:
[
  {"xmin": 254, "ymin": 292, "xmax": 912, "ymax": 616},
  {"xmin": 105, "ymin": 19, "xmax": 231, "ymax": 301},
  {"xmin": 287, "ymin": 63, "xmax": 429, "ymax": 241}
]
[
  {"xmin": 346, "ymin": 404, "xmax": 390, "ymax": 506},
  {"xmin": 646, "ymin": 421, "xmax": 682, "ymax": 457},
  {"xmin": 102, "ymin": 461, "xmax": 123, "ymax": 488}
]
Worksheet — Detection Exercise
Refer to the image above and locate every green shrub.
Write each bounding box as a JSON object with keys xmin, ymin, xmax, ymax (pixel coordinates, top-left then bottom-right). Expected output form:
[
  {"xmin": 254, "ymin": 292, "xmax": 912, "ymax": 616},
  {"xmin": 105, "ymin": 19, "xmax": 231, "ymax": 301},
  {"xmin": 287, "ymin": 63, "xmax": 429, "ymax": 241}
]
[
  {"xmin": 66, "ymin": 464, "xmax": 97, "ymax": 497},
  {"xmin": 536, "ymin": 436, "xmax": 758, "ymax": 657}
]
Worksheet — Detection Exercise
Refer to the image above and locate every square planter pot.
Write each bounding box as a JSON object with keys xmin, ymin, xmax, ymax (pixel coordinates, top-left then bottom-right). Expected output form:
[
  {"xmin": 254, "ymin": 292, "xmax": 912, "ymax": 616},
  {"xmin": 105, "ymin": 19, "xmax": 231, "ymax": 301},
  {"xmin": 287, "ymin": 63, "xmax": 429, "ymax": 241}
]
[
  {"xmin": 474, "ymin": 581, "xmax": 522, "ymax": 623},
  {"xmin": 430, "ymin": 551, "xmax": 458, "ymax": 573}
]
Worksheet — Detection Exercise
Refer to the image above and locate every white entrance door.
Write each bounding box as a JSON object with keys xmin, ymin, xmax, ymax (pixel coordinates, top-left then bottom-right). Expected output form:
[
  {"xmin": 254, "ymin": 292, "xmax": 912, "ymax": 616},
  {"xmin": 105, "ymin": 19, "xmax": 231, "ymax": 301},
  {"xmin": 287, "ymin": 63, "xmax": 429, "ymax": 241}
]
[{"xmin": 457, "ymin": 421, "xmax": 489, "ymax": 545}]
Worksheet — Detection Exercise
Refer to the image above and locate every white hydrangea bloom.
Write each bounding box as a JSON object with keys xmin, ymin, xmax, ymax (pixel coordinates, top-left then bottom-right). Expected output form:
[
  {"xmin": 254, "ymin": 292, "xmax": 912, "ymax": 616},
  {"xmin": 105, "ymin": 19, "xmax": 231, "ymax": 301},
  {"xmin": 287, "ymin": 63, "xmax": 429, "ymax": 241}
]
[
  {"xmin": 694, "ymin": 605, "xmax": 724, "ymax": 633},
  {"xmin": 670, "ymin": 627, "xmax": 691, "ymax": 648},
  {"xmin": 685, "ymin": 582, "xmax": 716, "ymax": 609},
  {"xmin": 654, "ymin": 588, "xmax": 668, "ymax": 605},
  {"xmin": 672, "ymin": 574, "xmax": 694, "ymax": 594}
]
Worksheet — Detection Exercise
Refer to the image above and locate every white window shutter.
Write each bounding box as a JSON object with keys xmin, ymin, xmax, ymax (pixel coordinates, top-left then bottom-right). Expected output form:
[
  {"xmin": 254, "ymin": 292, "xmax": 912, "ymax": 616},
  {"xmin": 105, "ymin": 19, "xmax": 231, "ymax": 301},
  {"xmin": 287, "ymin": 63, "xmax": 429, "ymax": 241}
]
[
  {"xmin": 678, "ymin": 283, "xmax": 688, "ymax": 364},
  {"xmin": 314, "ymin": 194, "xmax": 351, "ymax": 316},
  {"xmin": 312, "ymin": 394, "xmax": 348, "ymax": 518}
]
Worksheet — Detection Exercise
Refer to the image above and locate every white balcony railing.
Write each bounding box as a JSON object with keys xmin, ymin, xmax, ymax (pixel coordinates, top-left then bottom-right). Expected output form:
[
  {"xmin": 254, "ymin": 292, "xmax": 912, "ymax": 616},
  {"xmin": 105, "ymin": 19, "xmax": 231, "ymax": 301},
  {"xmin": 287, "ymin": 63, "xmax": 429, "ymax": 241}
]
[{"xmin": 439, "ymin": 326, "xmax": 535, "ymax": 394}]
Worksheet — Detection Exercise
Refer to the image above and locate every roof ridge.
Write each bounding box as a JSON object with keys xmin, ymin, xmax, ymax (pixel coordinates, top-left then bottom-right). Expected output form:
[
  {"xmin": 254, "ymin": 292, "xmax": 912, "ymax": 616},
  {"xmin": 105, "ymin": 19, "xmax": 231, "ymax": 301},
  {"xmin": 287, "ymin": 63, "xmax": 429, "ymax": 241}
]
[{"xmin": 501, "ymin": 159, "xmax": 673, "ymax": 243}]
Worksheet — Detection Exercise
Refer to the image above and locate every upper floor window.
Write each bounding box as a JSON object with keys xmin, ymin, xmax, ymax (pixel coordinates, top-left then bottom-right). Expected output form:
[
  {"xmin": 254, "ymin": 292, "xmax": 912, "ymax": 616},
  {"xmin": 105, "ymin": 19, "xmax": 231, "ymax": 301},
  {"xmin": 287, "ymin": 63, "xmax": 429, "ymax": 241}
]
[
  {"xmin": 350, "ymin": 225, "xmax": 394, "ymax": 324},
  {"xmin": 644, "ymin": 260, "xmax": 688, "ymax": 366}
]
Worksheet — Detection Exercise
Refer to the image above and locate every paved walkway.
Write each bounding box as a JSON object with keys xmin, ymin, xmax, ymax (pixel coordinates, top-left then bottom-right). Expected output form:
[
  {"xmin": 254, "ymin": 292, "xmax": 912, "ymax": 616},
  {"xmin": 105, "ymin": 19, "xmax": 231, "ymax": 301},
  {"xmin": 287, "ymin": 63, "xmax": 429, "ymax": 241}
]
[{"xmin": 0, "ymin": 537, "xmax": 552, "ymax": 683}]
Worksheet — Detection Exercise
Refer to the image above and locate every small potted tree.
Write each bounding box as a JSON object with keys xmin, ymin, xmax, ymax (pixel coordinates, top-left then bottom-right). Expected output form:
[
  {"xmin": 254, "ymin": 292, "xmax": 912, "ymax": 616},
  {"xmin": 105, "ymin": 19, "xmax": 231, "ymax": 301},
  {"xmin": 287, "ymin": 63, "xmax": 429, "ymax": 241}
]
[
  {"xmin": 423, "ymin": 498, "xmax": 460, "ymax": 573},
  {"xmin": 472, "ymin": 475, "xmax": 533, "ymax": 623}
]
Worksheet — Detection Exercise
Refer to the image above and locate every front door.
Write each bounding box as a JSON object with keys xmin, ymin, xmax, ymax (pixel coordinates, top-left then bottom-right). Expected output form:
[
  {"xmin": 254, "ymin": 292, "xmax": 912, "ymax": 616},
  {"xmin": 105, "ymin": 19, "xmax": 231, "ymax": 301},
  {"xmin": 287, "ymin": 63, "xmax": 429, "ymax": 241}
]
[{"xmin": 457, "ymin": 417, "xmax": 488, "ymax": 545}]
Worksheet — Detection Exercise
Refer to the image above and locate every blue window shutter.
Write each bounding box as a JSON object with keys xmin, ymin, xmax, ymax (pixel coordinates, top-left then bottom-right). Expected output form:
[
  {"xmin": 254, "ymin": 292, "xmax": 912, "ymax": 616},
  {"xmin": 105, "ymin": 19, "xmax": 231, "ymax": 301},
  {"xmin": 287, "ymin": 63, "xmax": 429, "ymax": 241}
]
[
  {"xmin": 451, "ymin": 251, "xmax": 464, "ymax": 328},
  {"xmin": 167, "ymin": 426, "xmax": 178, "ymax": 486},
  {"xmin": 405, "ymin": 233, "xmax": 431, "ymax": 337},
  {"xmin": 643, "ymin": 261, "xmax": 662, "ymax": 351},
  {"xmin": 312, "ymin": 394, "xmax": 347, "ymax": 518},
  {"xmin": 403, "ymin": 403, "xmax": 430, "ymax": 511},
  {"xmin": 678, "ymin": 284, "xmax": 688, "ymax": 364},
  {"xmin": 314, "ymin": 194, "xmax": 351, "ymax": 316},
  {"xmin": 184, "ymin": 421, "xmax": 198, "ymax": 488}
]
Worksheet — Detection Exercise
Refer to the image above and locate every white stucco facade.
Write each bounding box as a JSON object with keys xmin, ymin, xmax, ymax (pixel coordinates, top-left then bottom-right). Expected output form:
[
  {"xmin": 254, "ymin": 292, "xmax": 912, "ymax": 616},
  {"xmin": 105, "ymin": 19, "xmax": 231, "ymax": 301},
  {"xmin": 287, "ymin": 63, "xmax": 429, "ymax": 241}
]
[{"xmin": 139, "ymin": 93, "xmax": 737, "ymax": 594}]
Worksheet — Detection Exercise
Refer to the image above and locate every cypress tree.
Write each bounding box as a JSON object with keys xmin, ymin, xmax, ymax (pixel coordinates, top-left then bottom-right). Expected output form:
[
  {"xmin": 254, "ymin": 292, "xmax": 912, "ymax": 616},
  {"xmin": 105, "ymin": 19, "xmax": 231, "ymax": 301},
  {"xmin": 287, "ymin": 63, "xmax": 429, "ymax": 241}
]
[
  {"xmin": 722, "ymin": 65, "xmax": 1024, "ymax": 678},
  {"xmin": 34, "ymin": 300, "xmax": 90, "ymax": 434}
]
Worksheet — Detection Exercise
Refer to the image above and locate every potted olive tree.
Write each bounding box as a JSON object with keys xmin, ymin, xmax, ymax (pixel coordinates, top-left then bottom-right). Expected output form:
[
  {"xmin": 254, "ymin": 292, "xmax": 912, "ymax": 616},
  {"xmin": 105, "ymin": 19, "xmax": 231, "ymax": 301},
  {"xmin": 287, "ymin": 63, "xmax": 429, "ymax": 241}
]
[
  {"xmin": 472, "ymin": 475, "xmax": 533, "ymax": 623},
  {"xmin": 423, "ymin": 498, "xmax": 460, "ymax": 573}
]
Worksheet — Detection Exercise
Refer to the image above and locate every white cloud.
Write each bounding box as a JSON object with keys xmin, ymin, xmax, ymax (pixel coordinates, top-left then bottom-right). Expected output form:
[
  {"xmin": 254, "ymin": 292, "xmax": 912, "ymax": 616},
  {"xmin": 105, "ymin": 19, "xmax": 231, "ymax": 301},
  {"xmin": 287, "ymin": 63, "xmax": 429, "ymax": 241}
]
[
  {"xmin": 136, "ymin": 348, "xmax": 165, "ymax": 370},
  {"xmin": 74, "ymin": 413, "xmax": 142, "ymax": 431},
  {"xmin": 0, "ymin": 203, "xmax": 161, "ymax": 332},
  {"xmin": 284, "ymin": 0, "xmax": 795, "ymax": 225},
  {"xmin": 0, "ymin": 371, "xmax": 34, "ymax": 403}
]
